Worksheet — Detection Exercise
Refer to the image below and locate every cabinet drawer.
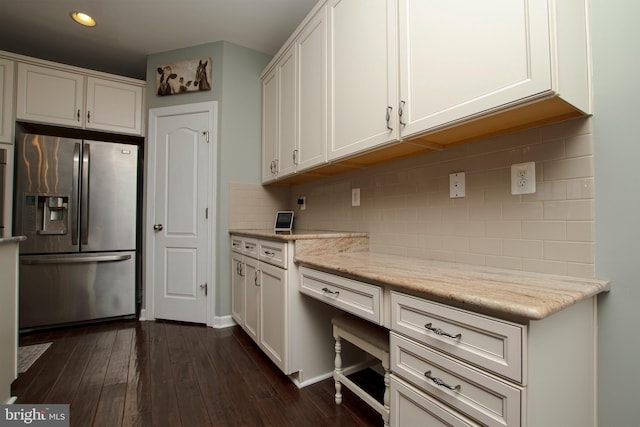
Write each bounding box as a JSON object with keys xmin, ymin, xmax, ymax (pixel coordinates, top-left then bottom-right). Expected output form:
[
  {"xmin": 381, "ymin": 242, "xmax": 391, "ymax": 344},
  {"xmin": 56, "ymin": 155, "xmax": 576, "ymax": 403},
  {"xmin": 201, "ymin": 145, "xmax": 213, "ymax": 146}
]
[
  {"xmin": 259, "ymin": 240, "xmax": 287, "ymax": 268},
  {"xmin": 391, "ymin": 332, "xmax": 522, "ymax": 427},
  {"xmin": 242, "ymin": 238, "xmax": 259, "ymax": 258},
  {"xmin": 231, "ymin": 236, "xmax": 244, "ymax": 253},
  {"xmin": 391, "ymin": 375, "xmax": 481, "ymax": 427},
  {"xmin": 391, "ymin": 291, "xmax": 524, "ymax": 383},
  {"xmin": 299, "ymin": 267, "xmax": 382, "ymax": 324}
]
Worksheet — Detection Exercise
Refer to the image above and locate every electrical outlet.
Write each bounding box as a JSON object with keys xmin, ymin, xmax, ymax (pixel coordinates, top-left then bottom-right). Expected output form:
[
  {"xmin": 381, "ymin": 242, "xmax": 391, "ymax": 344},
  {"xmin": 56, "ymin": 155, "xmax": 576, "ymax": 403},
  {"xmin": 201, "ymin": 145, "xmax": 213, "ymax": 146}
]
[
  {"xmin": 511, "ymin": 162, "xmax": 536, "ymax": 195},
  {"xmin": 449, "ymin": 172, "xmax": 465, "ymax": 198},
  {"xmin": 298, "ymin": 196, "xmax": 306, "ymax": 211},
  {"xmin": 351, "ymin": 188, "xmax": 361, "ymax": 206}
]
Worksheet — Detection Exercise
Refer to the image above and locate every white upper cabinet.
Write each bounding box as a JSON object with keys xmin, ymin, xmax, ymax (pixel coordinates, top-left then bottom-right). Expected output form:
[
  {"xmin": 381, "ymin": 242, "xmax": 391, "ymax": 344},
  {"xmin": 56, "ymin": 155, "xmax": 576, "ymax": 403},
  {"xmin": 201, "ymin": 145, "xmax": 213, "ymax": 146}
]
[
  {"xmin": 0, "ymin": 58, "xmax": 14, "ymax": 144},
  {"xmin": 16, "ymin": 62, "xmax": 144, "ymax": 135},
  {"xmin": 261, "ymin": 4, "xmax": 328, "ymax": 183},
  {"xmin": 327, "ymin": 0, "xmax": 398, "ymax": 161},
  {"xmin": 262, "ymin": 68, "xmax": 279, "ymax": 183},
  {"xmin": 261, "ymin": 46, "xmax": 296, "ymax": 182},
  {"xmin": 296, "ymin": 5, "xmax": 328, "ymax": 172},
  {"xmin": 399, "ymin": 0, "xmax": 548, "ymax": 137},
  {"xmin": 276, "ymin": 47, "xmax": 297, "ymax": 178},
  {"xmin": 85, "ymin": 77, "xmax": 143, "ymax": 135},
  {"xmin": 262, "ymin": 0, "xmax": 591, "ymax": 184},
  {"xmin": 399, "ymin": 0, "xmax": 591, "ymax": 141},
  {"xmin": 17, "ymin": 63, "xmax": 84, "ymax": 128}
]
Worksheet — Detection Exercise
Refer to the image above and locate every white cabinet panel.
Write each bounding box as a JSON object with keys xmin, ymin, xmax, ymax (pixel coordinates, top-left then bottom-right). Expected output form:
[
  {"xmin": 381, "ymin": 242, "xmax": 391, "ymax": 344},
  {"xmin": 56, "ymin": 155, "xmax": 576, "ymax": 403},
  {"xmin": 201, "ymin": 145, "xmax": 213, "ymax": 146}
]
[
  {"xmin": 16, "ymin": 62, "xmax": 144, "ymax": 135},
  {"xmin": 262, "ymin": 69, "xmax": 279, "ymax": 183},
  {"xmin": 85, "ymin": 77, "xmax": 143, "ymax": 135},
  {"xmin": 17, "ymin": 63, "xmax": 84, "ymax": 128},
  {"xmin": 398, "ymin": 0, "xmax": 552, "ymax": 138},
  {"xmin": 243, "ymin": 256, "xmax": 260, "ymax": 343},
  {"xmin": 231, "ymin": 251, "xmax": 245, "ymax": 326},
  {"xmin": 327, "ymin": 0, "xmax": 398, "ymax": 160},
  {"xmin": 259, "ymin": 262, "xmax": 287, "ymax": 371},
  {"xmin": 296, "ymin": 5, "xmax": 327, "ymax": 172},
  {"xmin": 276, "ymin": 48, "xmax": 297, "ymax": 177},
  {"xmin": 0, "ymin": 58, "xmax": 14, "ymax": 143}
]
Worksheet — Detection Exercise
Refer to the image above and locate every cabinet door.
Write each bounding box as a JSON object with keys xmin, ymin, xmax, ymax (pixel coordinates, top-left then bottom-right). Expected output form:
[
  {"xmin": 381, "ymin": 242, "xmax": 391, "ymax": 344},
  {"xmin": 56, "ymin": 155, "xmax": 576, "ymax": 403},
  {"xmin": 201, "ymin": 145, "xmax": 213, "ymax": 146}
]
[
  {"xmin": 398, "ymin": 0, "xmax": 551, "ymax": 137},
  {"xmin": 0, "ymin": 58, "xmax": 14, "ymax": 143},
  {"xmin": 259, "ymin": 263, "xmax": 287, "ymax": 372},
  {"xmin": 85, "ymin": 77, "xmax": 143, "ymax": 135},
  {"xmin": 16, "ymin": 63, "xmax": 84, "ymax": 128},
  {"xmin": 231, "ymin": 252, "xmax": 245, "ymax": 326},
  {"xmin": 276, "ymin": 47, "xmax": 297, "ymax": 178},
  {"xmin": 328, "ymin": 0, "xmax": 398, "ymax": 161},
  {"xmin": 262, "ymin": 68, "xmax": 279, "ymax": 183},
  {"xmin": 243, "ymin": 256, "xmax": 260, "ymax": 343},
  {"xmin": 296, "ymin": 5, "xmax": 327, "ymax": 172}
]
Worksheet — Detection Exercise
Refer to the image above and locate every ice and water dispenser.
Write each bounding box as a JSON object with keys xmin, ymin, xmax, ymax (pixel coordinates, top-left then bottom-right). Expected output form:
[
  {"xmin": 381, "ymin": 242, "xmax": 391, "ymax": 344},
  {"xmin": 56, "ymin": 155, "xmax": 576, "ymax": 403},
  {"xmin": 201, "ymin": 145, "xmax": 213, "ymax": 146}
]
[{"xmin": 22, "ymin": 194, "xmax": 70, "ymax": 235}]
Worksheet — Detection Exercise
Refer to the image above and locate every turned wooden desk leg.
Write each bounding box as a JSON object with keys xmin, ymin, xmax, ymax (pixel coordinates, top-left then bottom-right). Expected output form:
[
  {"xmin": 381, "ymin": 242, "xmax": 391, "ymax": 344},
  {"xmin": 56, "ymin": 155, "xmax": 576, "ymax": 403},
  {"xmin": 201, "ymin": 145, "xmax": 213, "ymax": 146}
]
[
  {"xmin": 334, "ymin": 334, "xmax": 343, "ymax": 405},
  {"xmin": 383, "ymin": 355, "xmax": 391, "ymax": 427}
]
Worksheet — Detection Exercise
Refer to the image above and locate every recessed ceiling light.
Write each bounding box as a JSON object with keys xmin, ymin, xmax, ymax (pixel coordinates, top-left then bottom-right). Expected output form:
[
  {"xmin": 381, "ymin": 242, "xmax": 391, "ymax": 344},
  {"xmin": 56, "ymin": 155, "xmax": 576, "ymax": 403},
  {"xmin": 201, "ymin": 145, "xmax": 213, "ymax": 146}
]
[{"xmin": 70, "ymin": 12, "xmax": 97, "ymax": 27}]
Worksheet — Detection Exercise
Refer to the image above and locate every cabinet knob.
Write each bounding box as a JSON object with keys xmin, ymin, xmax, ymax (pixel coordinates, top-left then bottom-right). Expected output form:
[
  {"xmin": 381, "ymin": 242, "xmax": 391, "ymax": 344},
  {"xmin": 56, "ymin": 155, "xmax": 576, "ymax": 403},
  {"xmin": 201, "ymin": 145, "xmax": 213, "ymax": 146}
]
[{"xmin": 153, "ymin": 224, "xmax": 163, "ymax": 231}]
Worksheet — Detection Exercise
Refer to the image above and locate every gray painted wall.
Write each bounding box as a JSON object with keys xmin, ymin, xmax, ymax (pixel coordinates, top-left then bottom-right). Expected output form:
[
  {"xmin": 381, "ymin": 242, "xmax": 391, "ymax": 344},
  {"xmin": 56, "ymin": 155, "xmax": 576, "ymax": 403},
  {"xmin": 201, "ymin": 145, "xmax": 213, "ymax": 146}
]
[
  {"xmin": 145, "ymin": 41, "xmax": 271, "ymax": 320},
  {"xmin": 591, "ymin": 0, "xmax": 640, "ymax": 425}
]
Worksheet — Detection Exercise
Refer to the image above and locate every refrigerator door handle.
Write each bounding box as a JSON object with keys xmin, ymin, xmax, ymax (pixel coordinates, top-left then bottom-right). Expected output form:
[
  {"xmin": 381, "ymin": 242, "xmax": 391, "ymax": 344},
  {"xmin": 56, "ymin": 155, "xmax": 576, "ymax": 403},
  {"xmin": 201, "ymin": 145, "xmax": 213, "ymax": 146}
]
[
  {"xmin": 81, "ymin": 143, "xmax": 90, "ymax": 245},
  {"xmin": 21, "ymin": 254, "xmax": 132, "ymax": 265},
  {"xmin": 72, "ymin": 143, "xmax": 81, "ymax": 245}
]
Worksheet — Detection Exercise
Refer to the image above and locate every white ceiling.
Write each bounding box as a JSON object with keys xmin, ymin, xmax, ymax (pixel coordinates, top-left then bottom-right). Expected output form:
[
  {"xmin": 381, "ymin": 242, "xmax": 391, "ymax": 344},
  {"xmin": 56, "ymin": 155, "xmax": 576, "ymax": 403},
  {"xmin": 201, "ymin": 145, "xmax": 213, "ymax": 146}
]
[{"xmin": 0, "ymin": 0, "xmax": 319, "ymax": 80}]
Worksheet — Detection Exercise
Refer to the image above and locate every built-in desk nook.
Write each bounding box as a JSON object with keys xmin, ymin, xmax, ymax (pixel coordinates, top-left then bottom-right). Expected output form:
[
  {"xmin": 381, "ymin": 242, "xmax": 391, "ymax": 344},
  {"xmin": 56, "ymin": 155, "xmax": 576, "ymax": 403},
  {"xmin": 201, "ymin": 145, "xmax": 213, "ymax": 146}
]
[{"xmin": 230, "ymin": 229, "xmax": 609, "ymax": 427}]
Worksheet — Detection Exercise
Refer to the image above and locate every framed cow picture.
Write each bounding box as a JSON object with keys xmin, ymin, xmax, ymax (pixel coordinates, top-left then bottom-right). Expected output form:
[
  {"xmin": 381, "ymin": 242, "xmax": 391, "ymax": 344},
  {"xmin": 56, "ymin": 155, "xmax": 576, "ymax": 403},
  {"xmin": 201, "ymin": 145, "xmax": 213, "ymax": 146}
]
[{"xmin": 156, "ymin": 57, "xmax": 212, "ymax": 96}]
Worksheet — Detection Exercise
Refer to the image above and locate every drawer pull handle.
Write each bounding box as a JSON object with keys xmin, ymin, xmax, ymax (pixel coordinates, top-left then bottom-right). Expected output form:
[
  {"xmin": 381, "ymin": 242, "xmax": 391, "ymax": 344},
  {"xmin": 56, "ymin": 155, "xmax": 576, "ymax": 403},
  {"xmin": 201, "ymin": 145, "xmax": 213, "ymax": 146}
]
[
  {"xmin": 425, "ymin": 323, "xmax": 462, "ymax": 340},
  {"xmin": 263, "ymin": 250, "xmax": 275, "ymax": 257},
  {"xmin": 424, "ymin": 371, "xmax": 461, "ymax": 391},
  {"xmin": 321, "ymin": 287, "xmax": 339, "ymax": 296}
]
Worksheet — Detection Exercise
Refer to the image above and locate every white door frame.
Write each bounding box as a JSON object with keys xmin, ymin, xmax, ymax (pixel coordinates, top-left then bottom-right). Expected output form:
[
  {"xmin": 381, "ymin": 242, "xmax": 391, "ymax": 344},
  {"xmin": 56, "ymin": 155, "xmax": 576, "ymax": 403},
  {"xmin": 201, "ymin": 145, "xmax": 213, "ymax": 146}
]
[{"xmin": 143, "ymin": 101, "xmax": 217, "ymax": 327}]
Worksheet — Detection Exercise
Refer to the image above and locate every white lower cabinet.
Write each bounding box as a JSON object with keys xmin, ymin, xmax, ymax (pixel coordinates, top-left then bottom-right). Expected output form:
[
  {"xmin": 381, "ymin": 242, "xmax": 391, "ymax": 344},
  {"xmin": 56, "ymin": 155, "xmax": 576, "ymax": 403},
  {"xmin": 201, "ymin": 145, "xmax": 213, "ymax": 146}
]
[
  {"xmin": 259, "ymin": 262, "xmax": 287, "ymax": 368},
  {"xmin": 230, "ymin": 235, "xmax": 340, "ymax": 384},
  {"xmin": 231, "ymin": 237, "xmax": 285, "ymax": 370},
  {"xmin": 390, "ymin": 291, "xmax": 598, "ymax": 427}
]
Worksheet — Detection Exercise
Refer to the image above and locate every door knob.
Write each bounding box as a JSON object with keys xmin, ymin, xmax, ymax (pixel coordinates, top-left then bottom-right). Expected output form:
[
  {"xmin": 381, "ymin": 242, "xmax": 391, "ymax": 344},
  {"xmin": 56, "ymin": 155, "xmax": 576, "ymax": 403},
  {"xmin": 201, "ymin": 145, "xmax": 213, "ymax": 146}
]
[{"xmin": 153, "ymin": 224, "xmax": 163, "ymax": 231}]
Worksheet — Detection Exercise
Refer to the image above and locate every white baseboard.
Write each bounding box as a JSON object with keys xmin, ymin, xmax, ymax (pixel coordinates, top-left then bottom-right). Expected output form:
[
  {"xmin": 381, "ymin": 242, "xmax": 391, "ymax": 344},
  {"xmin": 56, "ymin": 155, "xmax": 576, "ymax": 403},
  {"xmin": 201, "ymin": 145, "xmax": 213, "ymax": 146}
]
[
  {"xmin": 289, "ymin": 360, "xmax": 374, "ymax": 389},
  {"xmin": 211, "ymin": 315, "xmax": 236, "ymax": 329}
]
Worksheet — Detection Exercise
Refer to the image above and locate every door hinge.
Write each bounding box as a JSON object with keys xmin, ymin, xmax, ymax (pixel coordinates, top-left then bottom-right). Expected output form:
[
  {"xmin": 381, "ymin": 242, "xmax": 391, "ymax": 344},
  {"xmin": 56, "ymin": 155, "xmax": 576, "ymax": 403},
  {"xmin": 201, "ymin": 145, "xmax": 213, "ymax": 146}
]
[
  {"xmin": 200, "ymin": 283, "xmax": 208, "ymax": 296},
  {"xmin": 202, "ymin": 130, "xmax": 210, "ymax": 143}
]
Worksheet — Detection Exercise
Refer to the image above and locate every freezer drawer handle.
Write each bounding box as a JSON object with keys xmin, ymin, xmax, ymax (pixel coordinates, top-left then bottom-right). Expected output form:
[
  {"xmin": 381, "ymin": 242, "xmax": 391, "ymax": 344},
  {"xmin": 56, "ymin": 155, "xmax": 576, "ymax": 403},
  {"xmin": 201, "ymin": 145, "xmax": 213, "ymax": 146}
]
[{"xmin": 21, "ymin": 254, "xmax": 132, "ymax": 265}]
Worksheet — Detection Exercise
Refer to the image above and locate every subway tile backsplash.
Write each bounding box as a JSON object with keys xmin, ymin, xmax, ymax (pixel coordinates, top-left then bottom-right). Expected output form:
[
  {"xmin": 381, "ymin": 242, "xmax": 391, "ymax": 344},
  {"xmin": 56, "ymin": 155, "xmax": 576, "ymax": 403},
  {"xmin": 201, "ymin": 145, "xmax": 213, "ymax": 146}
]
[{"xmin": 291, "ymin": 117, "xmax": 595, "ymax": 278}]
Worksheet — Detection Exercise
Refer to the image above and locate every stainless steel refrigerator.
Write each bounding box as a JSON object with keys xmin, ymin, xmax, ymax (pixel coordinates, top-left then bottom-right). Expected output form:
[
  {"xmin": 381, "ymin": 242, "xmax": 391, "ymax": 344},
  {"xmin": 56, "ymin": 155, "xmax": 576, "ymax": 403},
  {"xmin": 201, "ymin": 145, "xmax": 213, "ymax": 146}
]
[{"xmin": 14, "ymin": 132, "xmax": 138, "ymax": 329}]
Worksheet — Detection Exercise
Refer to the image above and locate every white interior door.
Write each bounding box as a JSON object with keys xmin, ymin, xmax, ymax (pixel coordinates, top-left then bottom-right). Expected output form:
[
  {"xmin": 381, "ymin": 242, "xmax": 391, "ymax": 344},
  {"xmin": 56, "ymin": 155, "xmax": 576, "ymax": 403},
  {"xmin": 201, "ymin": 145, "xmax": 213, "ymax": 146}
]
[{"xmin": 147, "ymin": 103, "xmax": 215, "ymax": 324}]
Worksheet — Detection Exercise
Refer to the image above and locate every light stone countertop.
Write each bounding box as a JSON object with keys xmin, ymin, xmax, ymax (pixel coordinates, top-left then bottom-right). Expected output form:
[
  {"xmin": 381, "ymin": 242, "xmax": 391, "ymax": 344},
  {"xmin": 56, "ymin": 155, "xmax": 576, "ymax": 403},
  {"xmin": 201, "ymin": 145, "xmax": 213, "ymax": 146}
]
[
  {"xmin": 0, "ymin": 236, "xmax": 26, "ymax": 245},
  {"xmin": 229, "ymin": 229, "xmax": 368, "ymax": 241},
  {"xmin": 229, "ymin": 229, "xmax": 610, "ymax": 322},
  {"xmin": 295, "ymin": 250, "xmax": 610, "ymax": 322}
]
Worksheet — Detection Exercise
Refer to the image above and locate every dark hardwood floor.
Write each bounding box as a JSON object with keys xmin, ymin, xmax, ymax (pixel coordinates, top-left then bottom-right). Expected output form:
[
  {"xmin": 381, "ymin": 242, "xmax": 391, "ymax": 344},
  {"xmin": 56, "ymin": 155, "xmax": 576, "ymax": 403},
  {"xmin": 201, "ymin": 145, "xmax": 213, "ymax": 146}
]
[{"xmin": 13, "ymin": 320, "xmax": 383, "ymax": 427}]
